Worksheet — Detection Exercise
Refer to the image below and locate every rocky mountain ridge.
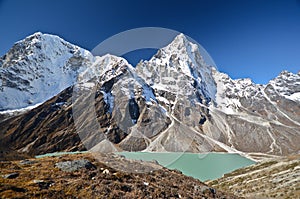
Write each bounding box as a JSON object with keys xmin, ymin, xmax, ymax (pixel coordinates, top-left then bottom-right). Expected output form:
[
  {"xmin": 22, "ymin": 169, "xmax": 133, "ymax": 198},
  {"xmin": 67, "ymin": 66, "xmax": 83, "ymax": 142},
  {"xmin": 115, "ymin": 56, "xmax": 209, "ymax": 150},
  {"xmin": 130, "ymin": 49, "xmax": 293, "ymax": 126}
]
[{"xmin": 0, "ymin": 32, "xmax": 299, "ymax": 160}]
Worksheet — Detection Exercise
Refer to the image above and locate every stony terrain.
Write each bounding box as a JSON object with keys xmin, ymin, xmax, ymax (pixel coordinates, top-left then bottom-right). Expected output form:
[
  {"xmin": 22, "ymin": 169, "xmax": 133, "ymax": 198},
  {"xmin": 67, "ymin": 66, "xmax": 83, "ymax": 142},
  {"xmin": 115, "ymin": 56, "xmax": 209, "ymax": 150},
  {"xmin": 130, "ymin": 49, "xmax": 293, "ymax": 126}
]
[
  {"xmin": 207, "ymin": 154, "xmax": 300, "ymax": 198},
  {"xmin": 0, "ymin": 152, "xmax": 240, "ymax": 199}
]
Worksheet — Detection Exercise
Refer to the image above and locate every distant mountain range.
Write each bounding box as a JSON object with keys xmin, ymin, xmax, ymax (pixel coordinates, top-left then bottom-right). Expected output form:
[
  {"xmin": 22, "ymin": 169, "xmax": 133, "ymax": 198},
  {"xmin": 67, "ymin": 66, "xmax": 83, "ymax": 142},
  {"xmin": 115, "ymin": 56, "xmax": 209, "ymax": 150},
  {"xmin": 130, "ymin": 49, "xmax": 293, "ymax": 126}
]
[{"xmin": 0, "ymin": 32, "xmax": 299, "ymax": 160}]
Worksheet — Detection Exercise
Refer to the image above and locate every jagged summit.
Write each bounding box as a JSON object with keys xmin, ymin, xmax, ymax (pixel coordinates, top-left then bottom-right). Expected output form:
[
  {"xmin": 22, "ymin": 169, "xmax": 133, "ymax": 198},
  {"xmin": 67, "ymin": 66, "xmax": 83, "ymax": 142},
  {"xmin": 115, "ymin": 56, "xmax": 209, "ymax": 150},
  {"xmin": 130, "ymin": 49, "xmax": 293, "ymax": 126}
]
[
  {"xmin": 1, "ymin": 32, "xmax": 85, "ymax": 64},
  {"xmin": 16, "ymin": 31, "xmax": 65, "ymax": 46},
  {"xmin": 150, "ymin": 33, "xmax": 205, "ymax": 71},
  {"xmin": 271, "ymin": 70, "xmax": 299, "ymax": 83},
  {"xmin": 267, "ymin": 70, "xmax": 300, "ymax": 102},
  {"xmin": 77, "ymin": 53, "xmax": 131, "ymax": 83},
  {"xmin": 137, "ymin": 33, "xmax": 216, "ymax": 104},
  {"xmin": 165, "ymin": 33, "xmax": 199, "ymax": 53}
]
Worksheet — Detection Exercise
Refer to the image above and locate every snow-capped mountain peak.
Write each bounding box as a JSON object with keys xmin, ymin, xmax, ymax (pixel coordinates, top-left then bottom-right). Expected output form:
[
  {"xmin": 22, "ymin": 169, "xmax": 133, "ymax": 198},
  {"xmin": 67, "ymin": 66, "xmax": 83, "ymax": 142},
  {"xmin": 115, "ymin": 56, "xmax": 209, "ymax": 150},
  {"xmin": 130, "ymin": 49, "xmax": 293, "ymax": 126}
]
[
  {"xmin": 77, "ymin": 54, "xmax": 130, "ymax": 83},
  {"xmin": 137, "ymin": 34, "xmax": 216, "ymax": 105},
  {"xmin": 266, "ymin": 70, "xmax": 300, "ymax": 102},
  {"xmin": 1, "ymin": 32, "xmax": 92, "ymax": 66},
  {"xmin": 0, "ymin": 32, "xmax": 93, "ymax": 111},
  {"xmin": 164, "ymin": 33, "xmax": 199, "ymax": 57},
  {"xmin": 149, "ymin": 33, "xmax": 204, "ymax": 77}
]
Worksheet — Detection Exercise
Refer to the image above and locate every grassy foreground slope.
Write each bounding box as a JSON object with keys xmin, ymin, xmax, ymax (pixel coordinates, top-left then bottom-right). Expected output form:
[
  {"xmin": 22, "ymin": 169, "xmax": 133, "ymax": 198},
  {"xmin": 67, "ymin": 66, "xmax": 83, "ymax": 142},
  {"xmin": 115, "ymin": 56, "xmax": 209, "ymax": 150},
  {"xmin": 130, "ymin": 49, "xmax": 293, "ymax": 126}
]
[
  {"xmin": 0, "ymin": 152, "xmax": 240, "ymax": 199},
  {"xmin": 208, "ymin": 155, "xmax": 300, "ymax": 198}
]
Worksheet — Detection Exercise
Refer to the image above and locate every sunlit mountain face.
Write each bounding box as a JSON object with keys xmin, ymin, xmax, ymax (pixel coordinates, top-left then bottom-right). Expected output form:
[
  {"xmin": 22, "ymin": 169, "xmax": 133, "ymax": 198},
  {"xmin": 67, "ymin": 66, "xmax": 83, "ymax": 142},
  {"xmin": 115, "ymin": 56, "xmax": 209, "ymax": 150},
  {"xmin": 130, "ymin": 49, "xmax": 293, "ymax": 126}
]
[{"xmin": 0, "ymin": 33, "xmax": 299, "ymax": 161}]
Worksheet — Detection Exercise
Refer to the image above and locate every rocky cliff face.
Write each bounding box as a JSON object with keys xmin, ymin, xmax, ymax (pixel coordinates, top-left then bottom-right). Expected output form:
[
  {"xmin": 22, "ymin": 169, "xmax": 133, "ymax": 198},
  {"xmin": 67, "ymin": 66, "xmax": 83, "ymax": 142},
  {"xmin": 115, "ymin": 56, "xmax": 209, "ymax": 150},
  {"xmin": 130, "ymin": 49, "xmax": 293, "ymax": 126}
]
[{"xmin": 0, "ymin": 32, "xmax": 299, "ymax": 159}]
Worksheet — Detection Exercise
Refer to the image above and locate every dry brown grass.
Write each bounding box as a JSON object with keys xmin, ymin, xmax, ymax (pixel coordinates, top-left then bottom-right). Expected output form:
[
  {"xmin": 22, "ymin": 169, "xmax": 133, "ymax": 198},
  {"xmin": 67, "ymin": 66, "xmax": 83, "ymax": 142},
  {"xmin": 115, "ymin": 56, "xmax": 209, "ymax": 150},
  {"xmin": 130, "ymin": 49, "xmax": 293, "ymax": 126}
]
[
  {"xmin": 0, "ymin": 152, "xmax": 240, "ymax": 199},
  {"xmin": 208, "ymin": 154, "xmax": 300, "ymax": 199}
]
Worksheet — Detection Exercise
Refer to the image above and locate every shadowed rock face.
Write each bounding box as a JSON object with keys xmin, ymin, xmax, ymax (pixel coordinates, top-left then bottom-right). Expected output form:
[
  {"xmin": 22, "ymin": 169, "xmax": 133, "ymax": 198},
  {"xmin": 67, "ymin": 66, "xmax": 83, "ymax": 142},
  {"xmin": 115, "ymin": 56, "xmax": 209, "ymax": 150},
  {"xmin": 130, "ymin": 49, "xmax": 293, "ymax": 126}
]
[
  {"xmin": 0, "ymin": 33, "xmax": 299, "ymax": 160},
  {"xmin": 128, "ymin": 98, "xmax": 140, "ymax": 123}
]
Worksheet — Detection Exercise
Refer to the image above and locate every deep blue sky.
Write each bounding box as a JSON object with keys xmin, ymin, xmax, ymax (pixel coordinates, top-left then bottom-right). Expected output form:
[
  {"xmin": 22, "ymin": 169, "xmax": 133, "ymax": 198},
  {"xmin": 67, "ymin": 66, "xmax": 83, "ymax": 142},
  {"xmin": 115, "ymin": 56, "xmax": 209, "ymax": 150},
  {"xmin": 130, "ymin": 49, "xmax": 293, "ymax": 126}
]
[{"xmin": 0, "ymin": 0, "xmax": 299, "ymax": 84}]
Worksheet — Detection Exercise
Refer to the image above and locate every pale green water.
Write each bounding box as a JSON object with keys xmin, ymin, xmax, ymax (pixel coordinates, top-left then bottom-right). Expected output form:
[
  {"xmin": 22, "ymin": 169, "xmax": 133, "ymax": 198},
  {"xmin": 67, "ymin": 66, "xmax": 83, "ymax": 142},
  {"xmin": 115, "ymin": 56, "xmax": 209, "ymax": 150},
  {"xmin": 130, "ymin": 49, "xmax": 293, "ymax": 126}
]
[{"xmin": 118, "ymin": 152, "xmax": 255, "ymax": 181}]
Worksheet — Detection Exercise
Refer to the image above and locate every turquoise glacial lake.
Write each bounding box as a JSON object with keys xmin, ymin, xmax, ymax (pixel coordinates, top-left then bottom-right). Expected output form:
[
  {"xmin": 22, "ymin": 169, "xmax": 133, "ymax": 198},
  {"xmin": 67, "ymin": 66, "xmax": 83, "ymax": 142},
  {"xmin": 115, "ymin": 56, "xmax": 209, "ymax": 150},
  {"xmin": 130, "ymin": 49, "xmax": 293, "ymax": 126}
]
[{"xmin": 118, "ymin": 152, "xmax": 255, "ymax": 181}]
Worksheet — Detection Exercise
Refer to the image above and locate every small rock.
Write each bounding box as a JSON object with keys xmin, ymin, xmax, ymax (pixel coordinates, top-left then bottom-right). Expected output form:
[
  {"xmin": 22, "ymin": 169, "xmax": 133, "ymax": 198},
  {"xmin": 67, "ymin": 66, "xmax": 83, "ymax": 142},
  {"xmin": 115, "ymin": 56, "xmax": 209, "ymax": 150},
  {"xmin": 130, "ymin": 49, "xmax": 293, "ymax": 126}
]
[
  {"xmin": 33, "ymin": 179, "xmax": 44, "ymax": 183},
  {"xmin": 102, "ymin": 169, "xmax": 110, "ymax": 174},
  {"xmin": 3, "ymin": 173, "xmax": 19, "ymax": 179},
  {"xmin": 151, "ymin": 160, "xmax": 159, "ymax": 165},
  {"xmin": 119, "ymin": 155, "xmax": 126, "ymax": 158},
  {"xmin": 143, "ymin": 182, "xmax": 149, "ymax": 186},
  {"xmin": 55, "ymin": 159, "xmax": 96, "ymax": 172},
  {"xmin": 121, "ymin": 185, "xmax": 132, "ymax": 192},
  {"xmin": 199, "ymin": 185, "xmax": 210, "ymax": 193},
  {"xmin": 19, "ymin": 159, "xmax": 37, "ymax": 165},
  {"xmin": 10, "ymin": 186, "xmax": 26, "ymax": 192},
  {"xmin": 33, "ymin": 179, "xmax": 54, "ymax": 189},
  {"xmin": 209, "ymin": 187, "xmax": 216, "ymax": 195}
]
